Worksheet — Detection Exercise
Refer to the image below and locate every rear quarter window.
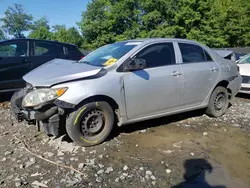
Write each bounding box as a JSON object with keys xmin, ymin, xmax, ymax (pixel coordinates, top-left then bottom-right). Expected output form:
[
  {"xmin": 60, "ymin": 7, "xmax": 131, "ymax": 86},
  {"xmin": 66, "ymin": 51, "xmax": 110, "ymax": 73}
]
[
  {"xmin": 67, "ymin": 46, "xmax": 82, "ymax": 56},
  {"xmin": 179, "ymin": 43, "xmax": 206, "ymax": 63},
  {"xmin": 34, "ymin": 41, "xmax": 64, "ymax": 56}
]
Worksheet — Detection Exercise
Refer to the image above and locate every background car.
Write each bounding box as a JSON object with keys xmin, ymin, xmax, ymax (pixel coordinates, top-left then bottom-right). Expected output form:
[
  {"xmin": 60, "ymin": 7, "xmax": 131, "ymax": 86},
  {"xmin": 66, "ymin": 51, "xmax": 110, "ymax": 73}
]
[
  {"xmin": 237, "ymin": 53, "xmax": 250, "ymax": 94},
  {"xmin": 0, "ymin": 38, "xmax": 84, "ymax": 92}
]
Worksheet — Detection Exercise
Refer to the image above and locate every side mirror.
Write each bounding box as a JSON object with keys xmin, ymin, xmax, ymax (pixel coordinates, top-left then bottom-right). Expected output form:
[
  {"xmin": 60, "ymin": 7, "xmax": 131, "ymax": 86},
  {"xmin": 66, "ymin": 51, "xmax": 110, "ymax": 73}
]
[{"xmin": 124, "ymin": 58, "xmax": 146, "ymax": 71}]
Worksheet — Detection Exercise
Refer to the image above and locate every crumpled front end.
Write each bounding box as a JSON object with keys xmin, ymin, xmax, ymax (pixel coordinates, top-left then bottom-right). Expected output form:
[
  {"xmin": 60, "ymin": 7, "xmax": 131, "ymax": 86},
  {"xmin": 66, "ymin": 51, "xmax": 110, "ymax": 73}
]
[{"xmin": 10, "ymin": 84, "xmax": 75, "ymax": 136}]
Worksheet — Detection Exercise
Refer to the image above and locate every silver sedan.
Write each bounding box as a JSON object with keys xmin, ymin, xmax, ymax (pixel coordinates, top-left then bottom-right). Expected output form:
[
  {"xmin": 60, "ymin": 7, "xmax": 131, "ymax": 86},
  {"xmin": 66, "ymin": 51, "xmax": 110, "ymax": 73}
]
[{"xmin": 11, "ymin": 38, "xmax": 242, "ymax": 146}]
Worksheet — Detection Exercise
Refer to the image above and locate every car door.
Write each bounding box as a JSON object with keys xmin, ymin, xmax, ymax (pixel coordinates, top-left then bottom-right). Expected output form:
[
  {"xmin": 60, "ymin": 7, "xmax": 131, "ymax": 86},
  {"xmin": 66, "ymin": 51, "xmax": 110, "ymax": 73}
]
[
  {"xmin": 178, "ymin": 43, "xmax": 220, "ymax": 107},
  {"xmin": 0, "ymin": 41, "xmax": 31, "ymax": 91},
  {"xmin": 29, "ymin": 41, "xmax": 65, "ymax": 69},
  {"xmin": 122, "ymin": 42, "xmax": 183, "ymax": 119}
]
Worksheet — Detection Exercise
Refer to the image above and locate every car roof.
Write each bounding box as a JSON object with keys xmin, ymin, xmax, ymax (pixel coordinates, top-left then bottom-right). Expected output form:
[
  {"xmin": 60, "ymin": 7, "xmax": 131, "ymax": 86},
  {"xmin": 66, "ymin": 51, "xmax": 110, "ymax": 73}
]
[
  {"xmin": 121, "ymin": 38, "xmax": 201, "ymax": 45},
  {"xmin": 0, "ymin": 38, "xmax": 77, "ymax": 47}
]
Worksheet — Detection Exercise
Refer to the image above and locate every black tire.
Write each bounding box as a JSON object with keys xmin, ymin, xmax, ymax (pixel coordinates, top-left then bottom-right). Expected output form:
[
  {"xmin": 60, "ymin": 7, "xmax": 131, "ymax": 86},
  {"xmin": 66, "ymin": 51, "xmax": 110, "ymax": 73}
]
[
  {"xmin": 206, "ymin": 86, "xmax": 229, "ymax": 117},
  {"xmin": 66, "ymin": 101, "xmax": 114, "ymax": 147}
]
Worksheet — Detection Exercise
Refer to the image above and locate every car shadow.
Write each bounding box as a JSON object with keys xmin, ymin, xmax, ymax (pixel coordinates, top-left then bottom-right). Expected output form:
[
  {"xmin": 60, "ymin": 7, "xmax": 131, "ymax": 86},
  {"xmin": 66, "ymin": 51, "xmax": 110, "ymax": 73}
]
[
  {"xmin": 236, "ymin": 93, "xmax": 249, "ymax": 99},
  {"xmin": 111, "ymin": 109, "xmax": 206, "ymax": 138},
  {"xmin": 172, "ymin": 158, "xmax": 226, "ymax": 188}
]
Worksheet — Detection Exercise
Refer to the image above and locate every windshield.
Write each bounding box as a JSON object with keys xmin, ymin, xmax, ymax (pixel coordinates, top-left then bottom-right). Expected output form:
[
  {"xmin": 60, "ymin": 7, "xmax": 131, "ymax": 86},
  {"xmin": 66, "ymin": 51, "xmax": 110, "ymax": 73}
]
[
  {"xmin": 238, "ymin": 54, "xmax": 250, "ymax": 64},
  {"xmin": 79, "ymin": 41, "xmax": 141, "ymax": 67}
]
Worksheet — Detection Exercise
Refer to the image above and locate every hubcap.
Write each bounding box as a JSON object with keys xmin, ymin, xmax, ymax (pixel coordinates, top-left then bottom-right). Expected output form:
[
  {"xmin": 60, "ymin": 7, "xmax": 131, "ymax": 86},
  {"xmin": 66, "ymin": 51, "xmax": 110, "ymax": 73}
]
[
  {"xmin": 214, "ymin": 92, "xmax": 226, "ymax": 111},
  {"xmin": 80, "ymin": 109, "xmax": 104, "ymax": 137}
]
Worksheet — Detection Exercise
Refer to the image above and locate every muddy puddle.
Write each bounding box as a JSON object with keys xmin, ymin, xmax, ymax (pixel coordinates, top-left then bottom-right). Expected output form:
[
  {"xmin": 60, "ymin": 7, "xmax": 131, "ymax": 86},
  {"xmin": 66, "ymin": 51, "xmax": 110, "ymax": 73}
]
[{"xmin": 109, "ymin": 118, "xmax": 250, "ymax": 187}]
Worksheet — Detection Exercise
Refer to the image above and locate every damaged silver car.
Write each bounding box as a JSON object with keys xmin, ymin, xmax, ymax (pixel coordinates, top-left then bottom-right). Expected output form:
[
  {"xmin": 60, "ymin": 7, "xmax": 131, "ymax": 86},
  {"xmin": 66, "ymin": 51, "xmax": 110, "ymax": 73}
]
[{"xmin": 11, "ymin": 38, "xmax": 242, "ymax": 146}]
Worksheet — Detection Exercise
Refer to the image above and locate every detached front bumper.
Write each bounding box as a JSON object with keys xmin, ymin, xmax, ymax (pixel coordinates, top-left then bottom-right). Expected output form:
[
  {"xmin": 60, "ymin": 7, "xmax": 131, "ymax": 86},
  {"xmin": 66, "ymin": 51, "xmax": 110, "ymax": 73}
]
[
  {"xmin": 11, "ymin": 87, "xmax": 74, "ymax": 136},
  {"xmin": 18, "ymin": 105, "xmax": 61, "ymax": 136}
]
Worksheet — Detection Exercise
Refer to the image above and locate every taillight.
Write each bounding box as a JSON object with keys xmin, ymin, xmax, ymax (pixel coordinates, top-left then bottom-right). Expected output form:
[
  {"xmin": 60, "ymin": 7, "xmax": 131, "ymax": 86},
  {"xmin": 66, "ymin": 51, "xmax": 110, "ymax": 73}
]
[{"xmin": 80, "ymin": 56, "xmax": 85, "ymax": 60}]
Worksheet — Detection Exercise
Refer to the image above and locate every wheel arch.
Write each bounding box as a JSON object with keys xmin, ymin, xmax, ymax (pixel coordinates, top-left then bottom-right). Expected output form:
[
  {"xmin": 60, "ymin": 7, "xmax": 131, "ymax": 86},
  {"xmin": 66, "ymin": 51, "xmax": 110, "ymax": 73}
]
[
  {"xmin": 215, "ymin": 80, "xmax": 232, "ymax": 99},
  {"xmin": 76, "ymin": 95, "xmax": 120, "ymax": 119}
]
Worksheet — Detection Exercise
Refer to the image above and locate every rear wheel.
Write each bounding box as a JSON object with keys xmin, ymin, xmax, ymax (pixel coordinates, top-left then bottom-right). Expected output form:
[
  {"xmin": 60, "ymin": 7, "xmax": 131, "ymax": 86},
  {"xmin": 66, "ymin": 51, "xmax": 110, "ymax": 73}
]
[
  {"xmin": 66, "ymin": 101, "xmax": 114, "ymax": 146},
  {"xmin": 206, "ymin": 86, "xmax": 229, "ymax": 117}
]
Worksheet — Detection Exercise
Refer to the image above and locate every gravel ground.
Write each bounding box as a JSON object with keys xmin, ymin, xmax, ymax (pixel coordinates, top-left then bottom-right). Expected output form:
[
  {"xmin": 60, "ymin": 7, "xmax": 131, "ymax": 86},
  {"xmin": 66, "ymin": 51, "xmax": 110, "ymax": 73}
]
[{"xmin": 0, "ymin": 94, "xmax": 249, "ymax": 188}]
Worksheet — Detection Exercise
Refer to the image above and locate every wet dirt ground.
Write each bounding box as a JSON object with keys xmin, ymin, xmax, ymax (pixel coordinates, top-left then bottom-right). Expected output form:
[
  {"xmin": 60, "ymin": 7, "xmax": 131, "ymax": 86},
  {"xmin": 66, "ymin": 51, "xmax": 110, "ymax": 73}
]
[{"xmin": 0, "ymin": 93, "xmax": 249, "ymax": 188}]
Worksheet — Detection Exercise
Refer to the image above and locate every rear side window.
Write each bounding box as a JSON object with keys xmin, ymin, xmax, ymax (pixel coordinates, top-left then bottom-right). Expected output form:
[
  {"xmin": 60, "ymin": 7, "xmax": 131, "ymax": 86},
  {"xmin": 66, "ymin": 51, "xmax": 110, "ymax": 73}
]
[
  {"xmin": 136, "ymin": 43, "xmax": 176, "ymax": 68},
  {"xmin": 34, "ymin": 41, "xmax": 64, "ymax": 56},
  {"xmin": 179, "ymin": 43, "xmax": 206, "ymax": 63}
]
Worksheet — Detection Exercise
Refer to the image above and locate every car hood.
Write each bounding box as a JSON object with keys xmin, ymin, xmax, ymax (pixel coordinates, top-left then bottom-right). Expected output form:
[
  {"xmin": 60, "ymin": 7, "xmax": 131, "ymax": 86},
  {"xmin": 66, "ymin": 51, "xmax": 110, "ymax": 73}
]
[{"xmin": 23, "ymin": 59, "xmax": 104, "ymax": 86}]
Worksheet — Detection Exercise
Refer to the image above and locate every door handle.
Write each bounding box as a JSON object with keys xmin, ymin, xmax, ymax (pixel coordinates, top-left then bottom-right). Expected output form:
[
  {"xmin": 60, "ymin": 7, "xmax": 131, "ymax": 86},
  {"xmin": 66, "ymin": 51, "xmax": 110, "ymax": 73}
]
[
  {"xmin": 171, "ymin": 71, "xmax": 182, "ymax": 76},
  {"xmin": 210, "ymin": 67, "xmax": 218, "ymax": 72}
]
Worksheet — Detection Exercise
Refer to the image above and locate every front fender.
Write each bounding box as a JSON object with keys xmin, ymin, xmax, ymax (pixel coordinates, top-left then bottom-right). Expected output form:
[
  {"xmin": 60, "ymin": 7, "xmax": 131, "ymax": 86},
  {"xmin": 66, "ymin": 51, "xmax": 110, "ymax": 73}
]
[{"xmin": 52, "ymin": 75, "xmax": 127, "ymax": 121}]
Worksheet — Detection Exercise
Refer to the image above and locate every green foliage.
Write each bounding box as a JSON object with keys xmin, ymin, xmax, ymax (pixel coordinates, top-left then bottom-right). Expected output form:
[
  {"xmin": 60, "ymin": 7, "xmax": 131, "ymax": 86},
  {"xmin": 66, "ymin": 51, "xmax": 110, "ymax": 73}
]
[
  {"xmin": 79, "ymin": 0, "xmax": 250, "ymax": 49},
  {"xmin": 29, "ymin": 26, "xmax": 53, "ymax": 40},
  {"xmin": 29, "ymin": 17, "xmax": 52, "ymax": 40},
  {"xmin": 31, "ymin": 17, "xmax": 50, "ymax": 30},
  {"xmin": 52, "ymin": 24, "xmax": 66, "ymax": 32},
  {"xmin": 1, "ymin": 1, "xmax": 250, "ymax": 49},
  {"xmin": 0, "ymin": 4, "xmax": 33, "ymax": 38},
  {"xmin": 53, "ymin": 26, "xmax": 83, "ymax": 47},
  {"xmin": 0, "ymin": 29, "xmax": 6, "ymax": 40}
]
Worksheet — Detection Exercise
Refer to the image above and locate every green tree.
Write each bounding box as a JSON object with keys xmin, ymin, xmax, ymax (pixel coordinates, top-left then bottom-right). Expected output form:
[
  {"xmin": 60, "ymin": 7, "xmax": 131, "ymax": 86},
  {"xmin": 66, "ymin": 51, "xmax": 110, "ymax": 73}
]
[
  {"xmin": 29, "ymin": 26, "xmax": 53, "ymax": 40},
  {"xmin": 32, "ymin": 17, "xmax": 50, "ymax": 30},
  {"xmin": 79, "ymin": 0, "xmax": 250, "ymax": 49},
  {"xmin": 0, "ymin": 4, "xmax": 33, "ymax": 38},
  {"xmin": 0, "ymin": 29, "xmax": 6, "ymax": 40},
  {"xmin": 53, "ymin": 25, "xmax": 83, "ymax": 47},
  {"xmin": 52, "ymin": 24, "xmax": 66, "ymax": 32},
  {"xmin": 29, "ymin": 17, "xmax": 52, "ymax": 40},
  {"xmin": 78, "ymin": 0, "xmax": 142, "ymax": 49}
]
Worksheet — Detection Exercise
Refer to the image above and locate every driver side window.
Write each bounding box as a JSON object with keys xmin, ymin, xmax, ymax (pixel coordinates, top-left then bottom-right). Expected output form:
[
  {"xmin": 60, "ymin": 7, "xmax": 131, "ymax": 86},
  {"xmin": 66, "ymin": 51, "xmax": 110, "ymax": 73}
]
[{"xmin": 136, "ymin": 43, "xmax": 176, "ymax": 68}]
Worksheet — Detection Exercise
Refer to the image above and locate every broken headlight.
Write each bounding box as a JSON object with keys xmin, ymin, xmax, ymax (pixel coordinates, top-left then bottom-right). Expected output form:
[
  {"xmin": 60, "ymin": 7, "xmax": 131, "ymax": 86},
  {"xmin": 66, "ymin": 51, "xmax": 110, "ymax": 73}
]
[{"xmin": 22, "ymin": 88, "xmax": 67, "ymax": 108}]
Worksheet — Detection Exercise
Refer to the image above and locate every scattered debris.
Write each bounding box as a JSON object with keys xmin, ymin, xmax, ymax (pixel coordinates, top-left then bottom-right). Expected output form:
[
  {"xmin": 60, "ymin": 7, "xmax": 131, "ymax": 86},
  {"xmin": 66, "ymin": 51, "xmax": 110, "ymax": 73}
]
[
  {"xmin": 57, "ymin": 151, "xmax": 64, "ymax": 156},
  {"xmin": 97, "ymin": 169, "xmax": 104, "ymax": 175},
  {"xmin": 150, "ymin": 175, "xmax": 156, "ymax": 180},
  {"xmin": 166, "ymin": 169, "xmax": 172, "ymax": 174},
  {"xmin": 4, "ymin": 150, "xmax": 13, "ymax": 156},
  {"xmin": 173, "ymin": 141, "xmax": 183, "ymax": 148},
  {"xmin": 78, "ymin": 163, "xmax": 85, "ymax": 169},
  {"xmin": 31, "ymin": 181, "xmax": 48, "ymax": 188},
  {"xmin": 146, "ymin": 170, "xmax": 153, "ymax": 176},
  {"xmin": 123, "ymin": 165, "xmax": 128, "ymax": 171},
  {"xmin": 105, "ymin": 167, "xmax": 113, "ymax": 174},
  {"xmin": 158, "ymin": 148, "xmax": 173, "ymax": 154},
  {"xmin": 139, "ymin": 129, "xmax": 147, "ymax": 133},
  {"xmin": 203, "ymin": 132, "xmax": 208, "ymax": 136}
]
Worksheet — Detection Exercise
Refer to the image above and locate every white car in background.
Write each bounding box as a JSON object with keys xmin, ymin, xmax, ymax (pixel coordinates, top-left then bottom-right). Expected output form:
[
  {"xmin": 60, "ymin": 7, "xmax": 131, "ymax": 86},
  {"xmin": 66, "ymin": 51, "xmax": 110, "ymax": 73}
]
[{"xmin": 237, "ymin": 53, "xmax": 250, "ymax": 94}]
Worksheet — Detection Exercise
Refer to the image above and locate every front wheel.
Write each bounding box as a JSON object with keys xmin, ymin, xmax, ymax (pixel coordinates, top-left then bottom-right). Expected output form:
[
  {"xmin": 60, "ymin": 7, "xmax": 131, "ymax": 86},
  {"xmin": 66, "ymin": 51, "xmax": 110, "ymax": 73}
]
[
  {"xmin": 206, "ymin": 86, "xmax": 229, "ymax": 117},
  {"xmin": 66, "ymin": 101, "xmax": 114, "ymax": 147}
]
